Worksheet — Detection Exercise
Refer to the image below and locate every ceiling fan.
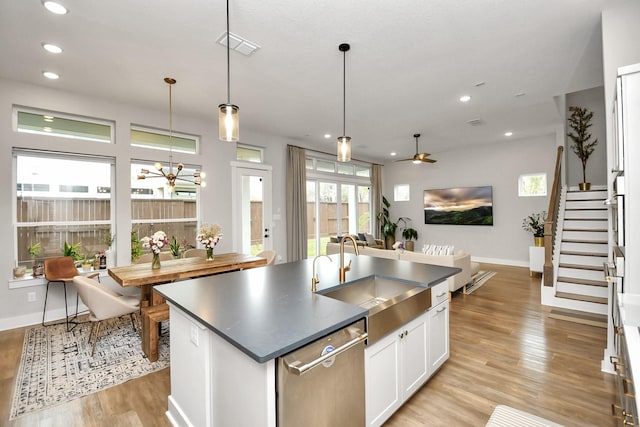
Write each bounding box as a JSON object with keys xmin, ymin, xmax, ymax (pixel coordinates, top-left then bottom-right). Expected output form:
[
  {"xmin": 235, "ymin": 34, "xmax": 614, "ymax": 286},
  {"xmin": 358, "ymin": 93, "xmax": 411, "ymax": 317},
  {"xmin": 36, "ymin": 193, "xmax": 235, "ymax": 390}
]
[{"xmin": 396, "ymin": 133, "xmax": 437, "ymax": 164}]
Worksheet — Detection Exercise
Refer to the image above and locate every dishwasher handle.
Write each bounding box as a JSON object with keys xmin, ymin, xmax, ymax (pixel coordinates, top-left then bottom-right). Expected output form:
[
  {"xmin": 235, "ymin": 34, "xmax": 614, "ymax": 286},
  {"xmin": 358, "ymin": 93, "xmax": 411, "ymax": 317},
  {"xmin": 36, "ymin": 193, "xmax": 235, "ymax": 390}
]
[{"xmin": 285, "ymin": 331, "xmax": 368, "ymax": 376}]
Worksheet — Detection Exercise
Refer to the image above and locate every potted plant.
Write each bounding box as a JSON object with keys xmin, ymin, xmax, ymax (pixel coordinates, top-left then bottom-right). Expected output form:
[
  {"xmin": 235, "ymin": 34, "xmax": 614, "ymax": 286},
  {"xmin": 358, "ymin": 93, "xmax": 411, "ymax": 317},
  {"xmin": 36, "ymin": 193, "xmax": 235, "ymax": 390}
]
[
  {"xmin": 28, "ymin": 242, "xmax": 42, "ymax": 277},
  {"xmin": 402, "ymin": 227, "xmax": 419, "ymax": 252},
  {"xmin": 376, "ymin": 196, "xmax": 409, "ymax": 250},
  {"xmin": 522, "ymin": 211, "xmax": 546, "ymax": 246},
  {"xmin": 131, "ymin": 231, "xmax": 143, "ymax": 263},
  {"xmin": 63, "ymin": 241, "xmax": 82, "ymax": 264},
  {"xmin": 81, "ymin": 254, "xmax": 93, "ymax": 271},
  {"xmin": 567, "ymin": 106, "xmax": 598, "ymax": 191},
  {"xmin": 169, "ymin": 235, "xmax": 181, "ymax": 258}
]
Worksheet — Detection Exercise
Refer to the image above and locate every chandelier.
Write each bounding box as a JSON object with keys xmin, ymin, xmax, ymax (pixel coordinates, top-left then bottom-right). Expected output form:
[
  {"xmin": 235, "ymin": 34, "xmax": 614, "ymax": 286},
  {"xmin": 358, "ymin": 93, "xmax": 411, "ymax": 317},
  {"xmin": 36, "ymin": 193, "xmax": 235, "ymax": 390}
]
[{"xmin": 137, "ymin": 77, "xmax": 206, "ymax": 191}]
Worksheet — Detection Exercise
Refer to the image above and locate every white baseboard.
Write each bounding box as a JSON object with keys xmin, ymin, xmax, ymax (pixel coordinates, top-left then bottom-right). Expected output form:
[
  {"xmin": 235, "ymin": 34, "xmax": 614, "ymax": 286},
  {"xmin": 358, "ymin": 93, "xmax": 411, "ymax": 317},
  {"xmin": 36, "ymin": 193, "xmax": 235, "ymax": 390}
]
[
  {"xmin": 471, "ymin": 256, "xmax": 528, "ymax": 268},
  {"xmin": 0, "ymin": 303, "xmax": 89, "ymax": 331}
]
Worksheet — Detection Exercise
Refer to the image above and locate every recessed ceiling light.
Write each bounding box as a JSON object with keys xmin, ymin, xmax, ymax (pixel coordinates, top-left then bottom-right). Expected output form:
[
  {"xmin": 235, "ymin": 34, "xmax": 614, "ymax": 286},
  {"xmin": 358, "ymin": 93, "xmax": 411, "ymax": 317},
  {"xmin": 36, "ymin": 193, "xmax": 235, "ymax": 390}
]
[
  {"xmin": 459, "ymin": 95, "xmax": 471, "ymax": 103},
  {"xmin": 324, "ymin": 133, "xmax": 331, "ymax": 139},
  {"xmin": 42, "ymin": 1, "xmax": 68, "ymax": 14},
  {"xmin": 42, "ymin": 71, "xmax": 59, "ymax": 79},
  {"xmin": 390, "ymin": 152, "xmax": 397, "ymax": 156},
  {"xmin": 43, "ymin": 115, "xmax": 54, "ymax": 122},
  {"xmin": 42, "ymin": 43, "xmax": 63, "ymax": 54},
  {"xmin": 504, "ymin": 131, "xmax": 513, "ymax": 137}
]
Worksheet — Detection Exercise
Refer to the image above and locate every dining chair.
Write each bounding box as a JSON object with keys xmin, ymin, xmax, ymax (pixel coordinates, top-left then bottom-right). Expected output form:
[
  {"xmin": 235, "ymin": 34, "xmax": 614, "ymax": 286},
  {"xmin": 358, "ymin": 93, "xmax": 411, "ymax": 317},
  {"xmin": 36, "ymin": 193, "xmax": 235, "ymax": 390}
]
[
  {"xmin": 43, "ymin": 256, "xmax": 100, "ymax": 331},
  {"xmin": 183, "ymin": 248, "xmax": 207, "ymax": 259},
  {"xmin": 256, "ymin": 250, "xmax": 277, "ymax": 265},
  {"xmin": 73, "ymin": 276, "xmax": 141, "ymax": 356},
  {"xmin": 135, "ymin": 252, "xmax": 174, "ymax": 263}
]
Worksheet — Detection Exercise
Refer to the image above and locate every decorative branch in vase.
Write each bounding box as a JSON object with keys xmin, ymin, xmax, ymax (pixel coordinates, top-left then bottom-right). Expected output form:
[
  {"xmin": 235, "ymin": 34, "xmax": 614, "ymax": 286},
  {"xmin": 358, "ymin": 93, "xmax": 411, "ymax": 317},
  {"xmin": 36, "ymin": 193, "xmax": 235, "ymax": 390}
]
[
  {"xmin": 197, "ymin": 224, "xmax": 223, "ymax": 261},
  {"xmin": 567, "ymin": 106, "xmax": 598, "ymax": 191}
]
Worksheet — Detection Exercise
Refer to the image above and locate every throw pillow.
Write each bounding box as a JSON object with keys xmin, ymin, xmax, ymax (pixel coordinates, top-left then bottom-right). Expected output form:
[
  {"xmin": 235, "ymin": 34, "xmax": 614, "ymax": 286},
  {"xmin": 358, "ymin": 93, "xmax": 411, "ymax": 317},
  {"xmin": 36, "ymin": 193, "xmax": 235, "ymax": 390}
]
[
  {"xmin": 358, "ymin": 233, "xmax": 366, "ymax": 242},
  {"xmin": 364, "ymin": 233, "xmax": 377, "ymax": 246}
]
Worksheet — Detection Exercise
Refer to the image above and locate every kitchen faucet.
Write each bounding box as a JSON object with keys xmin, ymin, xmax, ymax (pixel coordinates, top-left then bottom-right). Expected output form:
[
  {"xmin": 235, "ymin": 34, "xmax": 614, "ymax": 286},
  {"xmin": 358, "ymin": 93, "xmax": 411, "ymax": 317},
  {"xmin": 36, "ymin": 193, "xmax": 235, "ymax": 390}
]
[
  {"xmin": 311, "ymin": 255, "xmax": 332, "ymax": 292},
  {"xmin": 339, "ymin": 235, "xmax": 360, "ymax": 283}
]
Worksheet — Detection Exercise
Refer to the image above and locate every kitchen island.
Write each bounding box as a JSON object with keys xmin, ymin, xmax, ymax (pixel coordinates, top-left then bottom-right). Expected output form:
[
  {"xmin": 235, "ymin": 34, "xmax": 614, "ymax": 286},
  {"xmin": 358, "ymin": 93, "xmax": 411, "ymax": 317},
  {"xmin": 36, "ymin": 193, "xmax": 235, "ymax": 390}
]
[{"xmin": 154, "ymin": 253, "xmax": 459, "ymax": 426}]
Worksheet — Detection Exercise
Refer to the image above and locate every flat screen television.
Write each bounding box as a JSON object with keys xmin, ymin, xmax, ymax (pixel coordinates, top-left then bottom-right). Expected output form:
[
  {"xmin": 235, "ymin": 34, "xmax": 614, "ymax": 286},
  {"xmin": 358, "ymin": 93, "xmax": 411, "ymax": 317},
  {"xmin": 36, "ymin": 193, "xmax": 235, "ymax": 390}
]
[{"xmin": 423, "ymin": 186, "xmax": 493, "ymax": 225}]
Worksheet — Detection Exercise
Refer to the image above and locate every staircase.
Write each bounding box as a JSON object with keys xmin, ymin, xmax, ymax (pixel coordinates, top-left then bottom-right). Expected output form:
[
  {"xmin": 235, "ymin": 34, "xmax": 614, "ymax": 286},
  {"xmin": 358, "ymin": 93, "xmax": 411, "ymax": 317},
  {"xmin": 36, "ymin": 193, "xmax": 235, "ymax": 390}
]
[{"xmin": 542, "ymin": 186, "xmax": 609, "ymax": 315}]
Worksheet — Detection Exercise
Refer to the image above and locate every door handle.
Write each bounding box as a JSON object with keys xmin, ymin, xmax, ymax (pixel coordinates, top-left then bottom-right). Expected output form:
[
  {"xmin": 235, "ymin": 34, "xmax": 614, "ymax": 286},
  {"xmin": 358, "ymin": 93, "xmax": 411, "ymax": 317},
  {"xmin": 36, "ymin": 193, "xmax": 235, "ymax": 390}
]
[{"xmin": 284, "ymin": 331, "xmax": 368, "ymax": 376}]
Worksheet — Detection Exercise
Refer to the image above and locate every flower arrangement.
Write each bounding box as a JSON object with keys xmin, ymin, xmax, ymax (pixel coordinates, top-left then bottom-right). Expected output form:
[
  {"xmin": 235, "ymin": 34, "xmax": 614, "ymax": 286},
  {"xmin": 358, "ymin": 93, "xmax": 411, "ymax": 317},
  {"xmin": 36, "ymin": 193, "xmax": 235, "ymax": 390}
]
[
  {"xmin": 197, "ymin": 224, "xmax": 223, "ymax": 249},
  {"xmin": 141, "ymin": 230, "xmax": 169, "ymax": 254},
  {"xmin": 392, "ymin": 241, "xmax": 404, "ymax": 250},
  {"xmin": 522, "ymin": 211, "xmax": 546, "ymax": 238}
]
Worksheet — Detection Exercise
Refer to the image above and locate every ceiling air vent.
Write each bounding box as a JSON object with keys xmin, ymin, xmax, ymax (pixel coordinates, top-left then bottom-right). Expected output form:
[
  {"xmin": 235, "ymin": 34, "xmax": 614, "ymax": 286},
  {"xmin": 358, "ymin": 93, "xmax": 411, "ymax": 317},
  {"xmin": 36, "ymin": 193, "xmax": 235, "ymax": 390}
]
[
  {"xmin": 217, "ymin": 32, "xmax": 260, "ymax": 56},
  {"xmin": 466, "ymin": 118, "xmax": 484, "ymax": 126}
]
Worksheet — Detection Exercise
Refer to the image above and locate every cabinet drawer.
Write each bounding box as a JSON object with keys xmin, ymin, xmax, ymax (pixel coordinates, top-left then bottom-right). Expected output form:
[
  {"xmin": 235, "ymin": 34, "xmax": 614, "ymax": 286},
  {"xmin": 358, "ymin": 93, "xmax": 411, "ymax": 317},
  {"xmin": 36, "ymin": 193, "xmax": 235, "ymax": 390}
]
[{"xmin": 431, "ymin": 281, "xmax": 448, "ymax": 306}]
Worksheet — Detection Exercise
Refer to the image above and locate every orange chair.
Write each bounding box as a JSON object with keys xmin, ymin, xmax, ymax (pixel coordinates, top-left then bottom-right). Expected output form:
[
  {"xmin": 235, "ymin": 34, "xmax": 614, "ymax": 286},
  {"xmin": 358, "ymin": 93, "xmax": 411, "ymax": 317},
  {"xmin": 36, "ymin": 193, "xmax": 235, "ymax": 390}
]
[{"xmin": 42, "ymin": 256, "xmax": 99, "ymax": 331}]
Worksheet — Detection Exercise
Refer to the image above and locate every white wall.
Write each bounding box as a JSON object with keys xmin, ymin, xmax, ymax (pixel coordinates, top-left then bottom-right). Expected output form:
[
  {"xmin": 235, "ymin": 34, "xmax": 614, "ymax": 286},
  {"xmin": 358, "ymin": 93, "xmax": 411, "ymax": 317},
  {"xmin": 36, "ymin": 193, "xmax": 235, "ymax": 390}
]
[
  {"xmin": 383, "ymin": 134, "xmax": 558, "ymax": 266},
  {"xmin": 565, "ymin": 86, "xmax": 607, "ymax": 186},
  {"xmin": 0, "ymin": 78, "xmax": 289, "ymax": 329}
]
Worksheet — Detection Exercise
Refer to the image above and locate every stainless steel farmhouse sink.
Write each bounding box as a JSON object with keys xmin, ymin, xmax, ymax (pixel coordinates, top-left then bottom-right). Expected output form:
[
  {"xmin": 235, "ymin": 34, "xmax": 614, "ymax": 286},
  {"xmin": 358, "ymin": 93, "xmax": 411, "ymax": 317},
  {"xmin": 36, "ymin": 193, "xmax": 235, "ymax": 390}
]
[{"xmin": 318, "ymin": 276, "xmax": 432, "ymax": 344}]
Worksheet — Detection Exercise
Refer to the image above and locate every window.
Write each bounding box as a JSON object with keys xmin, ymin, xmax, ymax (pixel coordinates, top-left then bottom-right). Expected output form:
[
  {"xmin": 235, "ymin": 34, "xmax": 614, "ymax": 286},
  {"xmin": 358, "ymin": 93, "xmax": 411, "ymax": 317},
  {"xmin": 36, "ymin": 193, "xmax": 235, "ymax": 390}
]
[
  {"xmin": 131, "ymin": 126, "xmax": 198, "ymax": 154},
  {"xmin": 14, "ymin": 151, "xmax": 114, "ymax": 272},
  {"xmin": 131, "ymin": 161, "xmax": 200, "ymax": 254},
  {"xmin": 394, "ymin": 184, "xmax": 410, "ymax": 201},
  {"xmin": 16, "ymin": 109, "xmax": 113, "ymax": 143},
  {"xmin": 519, "ymin": 173, "xmax": 547, "ymax": 197},
  {"xmin": 305, "ymin": 155, "xmax": 373, "ymax": 257},
  {"xmin": 236, "ymin": 145, "xmax": 263, "ymax": 163}
]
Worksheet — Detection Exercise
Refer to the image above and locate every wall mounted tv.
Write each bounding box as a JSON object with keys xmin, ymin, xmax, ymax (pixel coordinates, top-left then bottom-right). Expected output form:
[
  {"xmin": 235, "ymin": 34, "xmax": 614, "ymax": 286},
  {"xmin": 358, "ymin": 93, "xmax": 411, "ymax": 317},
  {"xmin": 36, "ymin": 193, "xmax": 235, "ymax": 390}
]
[{"xmin": 423, "ymin": 186, "xmax": 493, "ymax": 225}]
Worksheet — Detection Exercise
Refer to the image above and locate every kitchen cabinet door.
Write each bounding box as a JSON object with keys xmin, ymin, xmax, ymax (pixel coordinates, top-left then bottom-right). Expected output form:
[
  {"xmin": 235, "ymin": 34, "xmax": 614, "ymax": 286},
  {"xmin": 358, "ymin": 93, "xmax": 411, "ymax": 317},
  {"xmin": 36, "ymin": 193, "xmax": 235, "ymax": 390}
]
[
  {"xmin": 401, "ymin": 312, "xmax": 429, "ymax": 398},
  {"xmin": 428, "ymin": 300, "xmax": 449, "ymax": 374},
  {"xmin": 365, "ymin": 330, "xmax": 401, "ymax": 426}
]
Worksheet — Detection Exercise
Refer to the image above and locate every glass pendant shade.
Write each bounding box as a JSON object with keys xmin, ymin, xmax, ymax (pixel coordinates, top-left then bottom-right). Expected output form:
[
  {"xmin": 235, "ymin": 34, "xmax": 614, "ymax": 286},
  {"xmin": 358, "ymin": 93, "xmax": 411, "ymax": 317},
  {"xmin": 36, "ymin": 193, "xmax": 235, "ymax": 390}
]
[
  {"xmin": 218, "ymin": 103, "xmax": 239, "ymax": 142},
  {"xmin": 337, "ymin": 136, "xmax": 351, "ymax": 162}
]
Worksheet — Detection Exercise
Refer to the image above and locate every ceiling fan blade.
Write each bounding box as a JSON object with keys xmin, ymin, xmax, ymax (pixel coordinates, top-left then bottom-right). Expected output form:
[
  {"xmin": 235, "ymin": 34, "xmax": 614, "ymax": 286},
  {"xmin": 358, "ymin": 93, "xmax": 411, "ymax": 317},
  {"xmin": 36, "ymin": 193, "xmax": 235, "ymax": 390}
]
[
  {"xmin": 414, "ymin": 152, "xmax": 432, "ymax": 160},
  {"xmin": 394, "ymin": 158, "xmax": 416, "ymax": 162},
  {"xmin": 420, "ymin": 158, "xmax": 437, "ymax": 163}
]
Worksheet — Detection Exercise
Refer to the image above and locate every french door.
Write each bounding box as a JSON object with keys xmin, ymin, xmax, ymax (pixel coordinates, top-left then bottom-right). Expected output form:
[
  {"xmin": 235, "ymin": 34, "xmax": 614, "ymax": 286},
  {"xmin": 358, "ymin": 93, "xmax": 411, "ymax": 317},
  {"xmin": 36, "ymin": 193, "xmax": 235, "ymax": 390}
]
[{"xmin": 231, "ymin": 162, "xmax": 272, "ymax": 255}]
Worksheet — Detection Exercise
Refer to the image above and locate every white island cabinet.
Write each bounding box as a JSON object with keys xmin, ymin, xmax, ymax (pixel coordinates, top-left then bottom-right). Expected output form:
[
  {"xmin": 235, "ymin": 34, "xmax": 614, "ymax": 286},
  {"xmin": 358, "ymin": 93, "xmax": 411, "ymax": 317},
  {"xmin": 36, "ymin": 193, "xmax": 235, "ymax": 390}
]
[
  {"xmin": 166, "ymin": 305, "xmax": 276, "ymax": 427},
  {"xmin": 365, "ymin": 281, "xmax": 450, "ymax": 426}
]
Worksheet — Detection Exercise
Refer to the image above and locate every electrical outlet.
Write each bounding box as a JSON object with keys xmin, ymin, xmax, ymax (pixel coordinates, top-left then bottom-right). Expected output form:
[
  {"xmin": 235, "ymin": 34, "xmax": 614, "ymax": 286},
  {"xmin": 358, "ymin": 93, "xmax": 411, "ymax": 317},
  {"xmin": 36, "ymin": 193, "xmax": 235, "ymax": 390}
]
[
  {"xmin": 190, "ymin": 323, "xmax": 199, "ymax": 346},
  {"xmin": 27, "ymin": 292, "xmax": 36, "ymax": 302}
]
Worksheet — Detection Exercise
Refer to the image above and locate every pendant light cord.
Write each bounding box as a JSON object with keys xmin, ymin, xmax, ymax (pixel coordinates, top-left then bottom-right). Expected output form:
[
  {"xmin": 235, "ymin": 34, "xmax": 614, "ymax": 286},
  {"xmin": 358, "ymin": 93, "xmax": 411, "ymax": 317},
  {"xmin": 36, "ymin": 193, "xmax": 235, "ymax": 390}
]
[
  {"xmin": 342, "ymin": 48, "xmax": 346, "ymax": 136},
  {"xmin": 168, "ymin": 79, "xmax": 174, "ymax": 172},
  {"xmin": 226, "ymin": 0, "xmax": 231, "ymax": 104}
]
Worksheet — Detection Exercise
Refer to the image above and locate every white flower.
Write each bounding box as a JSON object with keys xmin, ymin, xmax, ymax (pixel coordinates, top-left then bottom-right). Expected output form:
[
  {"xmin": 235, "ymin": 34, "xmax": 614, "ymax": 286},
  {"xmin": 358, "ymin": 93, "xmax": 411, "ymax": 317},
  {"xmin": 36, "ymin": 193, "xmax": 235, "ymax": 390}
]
[
  {"xmin": 141, "ymin": 230, "xmax": 169, "ymax": 254},
  {"xmin": 392, "ymin": 241, "xmax": 404, "ymax": 250},
  {"xmin": 197, "ymin": 224, "xmax": 223, "ymax": 249}
]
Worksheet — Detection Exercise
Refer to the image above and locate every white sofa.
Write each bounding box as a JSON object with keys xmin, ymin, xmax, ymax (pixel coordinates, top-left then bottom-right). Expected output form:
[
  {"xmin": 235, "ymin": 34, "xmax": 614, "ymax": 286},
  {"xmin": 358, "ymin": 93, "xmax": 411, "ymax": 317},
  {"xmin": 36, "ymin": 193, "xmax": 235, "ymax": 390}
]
[{"xmin": 326, "ymin": 242, "xmax": 478, "ymax": 293}]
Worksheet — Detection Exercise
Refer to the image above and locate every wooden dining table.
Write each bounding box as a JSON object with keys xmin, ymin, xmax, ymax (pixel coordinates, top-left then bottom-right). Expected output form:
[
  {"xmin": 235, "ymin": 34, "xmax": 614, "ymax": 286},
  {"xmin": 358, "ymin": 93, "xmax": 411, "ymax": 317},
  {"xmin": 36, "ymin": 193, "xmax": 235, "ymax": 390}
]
[
  {"xmin": 108, "ymin": 252, "xmax": 267, "ymax": 361},
  {"xmin": 108, "ymin": 252, "xmax": 267, "ymax": 306}
]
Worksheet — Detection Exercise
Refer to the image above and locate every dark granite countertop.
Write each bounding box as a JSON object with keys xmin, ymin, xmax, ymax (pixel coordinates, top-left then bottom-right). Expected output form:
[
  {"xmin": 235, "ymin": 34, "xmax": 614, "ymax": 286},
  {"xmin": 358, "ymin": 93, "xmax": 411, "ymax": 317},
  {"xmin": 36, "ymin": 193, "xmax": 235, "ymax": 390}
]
[{"xmin": 154, "ymin": 253, "xmax": 459, "ymax": 363}]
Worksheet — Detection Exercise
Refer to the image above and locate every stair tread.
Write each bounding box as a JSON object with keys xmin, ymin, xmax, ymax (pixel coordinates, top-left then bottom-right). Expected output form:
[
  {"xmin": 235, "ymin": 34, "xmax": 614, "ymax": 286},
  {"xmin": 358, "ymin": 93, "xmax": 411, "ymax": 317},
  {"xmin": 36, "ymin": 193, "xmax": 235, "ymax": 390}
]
[
  {"xmin": 556, "ymin": 276, "xmax": 608, "ymax": 287},
  {"xmin": 559, "ymin": 263, "xmax": 604, "ymax": 271},
  {"xmin": 565, "ymin": 207, "xmax": 607, "ymax": 211},
  {"xmin": 560, "ymin": 250, "xmax": 607, "ymax": 257},
  {"xmin": 563, "ymin": 228, "xmax": 608, "ymax": 232},
  {"xmin": 564, "ymin": 218, "xmax": 607, "ymax": 221},
  {"xmin": 555, "ymin": 291, "xmax": 607, "ymax": 305},
  {"xmin": 562, "ymin": 239, "xmax": 608, "ymax": 244}
]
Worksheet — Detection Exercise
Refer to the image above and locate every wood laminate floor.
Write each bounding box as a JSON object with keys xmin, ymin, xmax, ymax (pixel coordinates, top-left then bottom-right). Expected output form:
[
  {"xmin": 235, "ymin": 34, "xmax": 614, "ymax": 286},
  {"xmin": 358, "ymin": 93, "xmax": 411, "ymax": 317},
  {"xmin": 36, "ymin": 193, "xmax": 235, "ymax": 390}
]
[{"xmin": 0, "ymin": 264, "xmax": 616, "ymax": 426}]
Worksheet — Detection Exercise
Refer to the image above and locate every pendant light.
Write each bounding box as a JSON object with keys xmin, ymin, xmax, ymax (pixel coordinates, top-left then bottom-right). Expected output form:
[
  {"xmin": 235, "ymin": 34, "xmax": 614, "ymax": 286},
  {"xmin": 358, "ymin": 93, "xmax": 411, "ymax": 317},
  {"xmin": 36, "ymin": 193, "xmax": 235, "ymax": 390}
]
[
  {"xmin": 218, "ymin": 0, "xmax": 239, "ymax": 142},
  {"xmin": 337, "ymin": 43, "xmax": 351, "ymax": 162},
  {"xmin": 138, "ymin": 78, "xmax": 206, "ymax": 191}
]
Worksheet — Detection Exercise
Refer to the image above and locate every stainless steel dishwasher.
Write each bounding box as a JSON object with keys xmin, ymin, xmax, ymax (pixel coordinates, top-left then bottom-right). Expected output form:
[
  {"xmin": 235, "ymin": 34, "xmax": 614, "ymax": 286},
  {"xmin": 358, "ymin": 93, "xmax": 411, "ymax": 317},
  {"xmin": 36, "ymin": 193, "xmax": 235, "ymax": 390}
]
[{"xmin": 276, "ymin": 319, "xmax": 367, "ymax": 426}]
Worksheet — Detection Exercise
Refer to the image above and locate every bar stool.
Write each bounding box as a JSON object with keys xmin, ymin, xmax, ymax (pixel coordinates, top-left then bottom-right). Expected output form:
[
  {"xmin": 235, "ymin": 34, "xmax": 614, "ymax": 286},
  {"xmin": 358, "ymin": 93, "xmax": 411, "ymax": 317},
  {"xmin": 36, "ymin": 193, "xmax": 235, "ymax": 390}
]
[{"xmin": 42, "ymin": 256, "xmax": 99, "ymax": 331}]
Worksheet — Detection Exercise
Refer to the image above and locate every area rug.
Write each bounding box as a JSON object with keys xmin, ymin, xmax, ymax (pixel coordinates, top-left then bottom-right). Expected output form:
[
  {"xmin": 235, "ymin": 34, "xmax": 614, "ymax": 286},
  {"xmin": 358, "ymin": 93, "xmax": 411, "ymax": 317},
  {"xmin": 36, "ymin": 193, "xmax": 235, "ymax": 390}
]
[
  {"xmin": 464, "ymin": 271, "xmax": 497, "ymax": 295},
  {"xmin": 10, "ymin": 316, "xmax": 169, "ymax": 420}
]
